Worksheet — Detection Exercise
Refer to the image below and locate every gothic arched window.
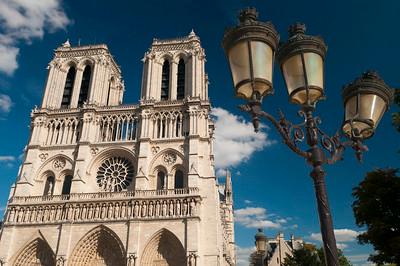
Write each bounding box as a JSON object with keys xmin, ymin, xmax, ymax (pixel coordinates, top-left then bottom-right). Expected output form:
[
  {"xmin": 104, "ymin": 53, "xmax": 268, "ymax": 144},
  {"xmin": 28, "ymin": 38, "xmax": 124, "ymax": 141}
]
[
  {"xmin": 61, "ymin": 67, "xmax": 76, "ymax": 108},
  {"xmin": 78, "ymin": 65, "xmax": 92, "ymax": 106},
  {"xmin": 161, "ymin": 60, "xmax": 170, "ymax": 100},
  {"xmin": 157, "ymin": 171, "xmax": 166, "ymax": 190},
  {"xmin": 61, "ymin": 175, "xmax": 73, "ymax": 195},
  {"xmin": 177, "ymin": 59, "xmax": 185, "ymax": 100},
  {"xmin": 174, "ymin": 170, "xmax": 184, "ymax": 189},
  {"xmin": 43, "ymin": 176, "xmax": 55, "ymax": 196}
]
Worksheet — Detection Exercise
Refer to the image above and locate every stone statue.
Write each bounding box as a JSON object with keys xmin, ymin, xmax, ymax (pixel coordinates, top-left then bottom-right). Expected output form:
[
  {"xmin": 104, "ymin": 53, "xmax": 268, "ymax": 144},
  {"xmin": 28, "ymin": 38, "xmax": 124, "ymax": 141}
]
[
  {"xmin": 169, "ymin": 201, "xmax": 174, "ymax": 216},
  {"xmin": 148, "ymin": 202, "xmax": 154, "ymax": 217},
  {"xmin": 162, "ymin": 201, "xmax": 167, "ymax": 216},
  {"xmin": 189, "ymin": 200, "xmax": 195, "ymax": 215},
  {"xmin": 176, "ymin": 200, "xmax": 181, "ymax": 216},
  {"xmin": 107, "ymin": 203, "xmax": 113, "ymax": 219},
  {"xmin": 121, "ymin": 203, "xmax": 126, "ymax": 218},
  {"xmin": 182, "ymin": 200, "xmax": 188, "ymax": 216},
  {"xmin": 155, "ymin": 201, "xmax": 160, "ymax": 217},
  {"xmin": 141, "ymin": 202, "xmax": 147, "ymax": 217},
  {"xmin": 134, "ymin": 202, "xmax": 139, "ymax": 217}
]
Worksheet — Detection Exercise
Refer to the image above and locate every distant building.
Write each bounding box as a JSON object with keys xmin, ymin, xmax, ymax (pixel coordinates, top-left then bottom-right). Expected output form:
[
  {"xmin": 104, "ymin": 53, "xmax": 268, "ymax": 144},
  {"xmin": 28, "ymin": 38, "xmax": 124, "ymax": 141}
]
[{"xmin": 250, "ymin": 229, "xmax": 303, "ymax": 266}]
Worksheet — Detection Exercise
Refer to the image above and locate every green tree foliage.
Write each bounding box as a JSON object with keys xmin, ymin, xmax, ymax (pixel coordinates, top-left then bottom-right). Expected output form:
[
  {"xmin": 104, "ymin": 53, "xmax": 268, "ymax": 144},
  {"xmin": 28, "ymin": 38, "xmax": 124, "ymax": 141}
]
[
  {"xmin": 392, "ymin": 88, "xmax": 400, "ymax": 132},
  {"xmin": 282, "ymin": 243, "xmax": 352, "ymax": 266},
  {"xmin": 352, "ymin": 169, "xmax": 400, "ymax": 265}
]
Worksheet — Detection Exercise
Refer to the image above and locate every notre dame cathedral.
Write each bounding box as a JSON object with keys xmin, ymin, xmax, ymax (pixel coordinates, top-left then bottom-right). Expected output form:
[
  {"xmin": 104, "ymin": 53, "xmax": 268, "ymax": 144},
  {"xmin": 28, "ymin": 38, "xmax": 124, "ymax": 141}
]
[{"xmin": 0, "ymin": 31, "xmax": 235, "ymax": 266}]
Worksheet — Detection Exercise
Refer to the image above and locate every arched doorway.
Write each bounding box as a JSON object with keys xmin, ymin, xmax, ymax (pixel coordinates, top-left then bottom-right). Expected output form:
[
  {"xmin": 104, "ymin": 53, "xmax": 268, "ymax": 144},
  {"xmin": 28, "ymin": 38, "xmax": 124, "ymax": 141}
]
[
  {"xmin": 68, "ymin": 225, "xmax": 126, "ymax": 266},
  {"xmin": 141, "ymin": 229, "xmax": 186, "ymax": 266},
  {"xmin": 13, "ymin": 237, "xmax": 55, "ymax": 266}
]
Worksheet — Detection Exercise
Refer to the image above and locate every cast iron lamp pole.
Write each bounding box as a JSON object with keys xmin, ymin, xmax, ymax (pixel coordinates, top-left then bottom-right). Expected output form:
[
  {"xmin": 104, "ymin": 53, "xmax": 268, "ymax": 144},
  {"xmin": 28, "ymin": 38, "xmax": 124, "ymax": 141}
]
[{"xmin": 222, "ymin": 8, "xmax": 394, "ymax": 266}]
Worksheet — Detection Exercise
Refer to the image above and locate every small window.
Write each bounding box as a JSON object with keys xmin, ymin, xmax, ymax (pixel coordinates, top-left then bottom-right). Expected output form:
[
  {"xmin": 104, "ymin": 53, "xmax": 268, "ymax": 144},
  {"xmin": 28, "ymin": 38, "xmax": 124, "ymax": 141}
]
[
  {"xmin": 157, "ymin": 171, "xmax": 166, "ymax": 190},
  {"xmin": 177, "ymin": 59, "xmax": 185, "ymax": 100},
  {"xmin": 61, "ymin": 175, "xmax": 73, "ymax": 195},
  {"xmin": 174, "ymin": 170, "xmax": 184, "ymax": 189},
  {"xmin": 61, "ymin": 67, "xmax": 76, "ymax": 108},
  {"xmin": 78, "ymin": 65, "xmax": 92, "ymax": 106},
  {"xmin": 161, "ymin": 60, "xmax": 170, "ymax": 100},
  {"xmin": 43, "ymin": 176, "xmax": 55, "ymax": 196}
]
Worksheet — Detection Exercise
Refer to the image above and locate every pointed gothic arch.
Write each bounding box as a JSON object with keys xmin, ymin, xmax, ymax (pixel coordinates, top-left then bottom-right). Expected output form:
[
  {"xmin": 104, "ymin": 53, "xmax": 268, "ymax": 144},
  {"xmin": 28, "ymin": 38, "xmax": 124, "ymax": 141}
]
[
  {"xmin": 61, "ymin": 66, "xmax": 76, "ymax": 108},
  {"xmin": 141, "ymin": 229, "xmax": 186, "ymax": 266},
  {"xmin": 161, "ymin": 60, "xmax": 170, "ymax": 100},
  {"xmin": 177, "ymin": 59, "xmax": 185, "ymax": 100},
  {"xmin": 78, "ymin": 65, "xmax": 92, "ymax": 106},
  {"xmin": 13, "ymin": 234, "xmax": 55, "ymax": 266},
  {"xmin": 68, "ymin": 225, "xmax": 126, "ymax": 266}
]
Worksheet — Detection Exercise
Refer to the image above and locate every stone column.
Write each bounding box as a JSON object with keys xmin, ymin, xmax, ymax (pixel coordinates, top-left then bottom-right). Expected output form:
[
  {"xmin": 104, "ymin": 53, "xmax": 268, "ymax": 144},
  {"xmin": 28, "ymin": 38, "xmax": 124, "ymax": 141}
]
[
  {"xmin": 170, "ymin": 61, "xmax": 178, "ymax": 100},
  {"xmin": 70, "ymin": 68, "xmax": 83, "ymax": 108}
]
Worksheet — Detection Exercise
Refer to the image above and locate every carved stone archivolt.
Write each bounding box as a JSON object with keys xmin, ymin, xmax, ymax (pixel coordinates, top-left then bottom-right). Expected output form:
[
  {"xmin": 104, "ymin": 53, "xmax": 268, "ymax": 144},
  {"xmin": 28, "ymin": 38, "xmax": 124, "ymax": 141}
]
[
  {"xmin": 69, "ymin": 226, "xmax": 125, "ymax": 266},
  {"xmin": 13, "ymin": 237, "xmax": 56, "ymax": 266},
  {"xmin": 163, "ymin": 153, "xmax": 177, "ymax": 165},
  {"xmin": 141, "ymin": 229, "xmax": 186, "ymax": 266}
]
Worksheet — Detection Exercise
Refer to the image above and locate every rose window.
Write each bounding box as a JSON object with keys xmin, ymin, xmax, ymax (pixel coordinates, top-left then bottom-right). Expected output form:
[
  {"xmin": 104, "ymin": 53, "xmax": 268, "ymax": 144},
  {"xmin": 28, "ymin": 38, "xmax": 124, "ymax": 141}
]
[{"xmin": 96, "ymin": 157, "xmax": 134, "ymax": 192}]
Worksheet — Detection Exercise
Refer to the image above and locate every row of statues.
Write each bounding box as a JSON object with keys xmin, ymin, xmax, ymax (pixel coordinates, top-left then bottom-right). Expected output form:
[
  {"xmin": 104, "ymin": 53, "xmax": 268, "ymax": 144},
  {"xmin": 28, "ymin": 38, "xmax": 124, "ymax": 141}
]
[{"xmin": 6, "ymin": 198, "xmax": 200, "ymax": 224}]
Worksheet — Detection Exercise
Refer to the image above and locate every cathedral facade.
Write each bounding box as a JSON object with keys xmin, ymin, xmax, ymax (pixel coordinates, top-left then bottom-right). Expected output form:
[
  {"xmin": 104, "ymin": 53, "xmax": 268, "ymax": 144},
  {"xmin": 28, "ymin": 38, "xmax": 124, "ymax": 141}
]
[{"xmin": 0, "ymin": 32, "xmax": 235, "ymax": 266}]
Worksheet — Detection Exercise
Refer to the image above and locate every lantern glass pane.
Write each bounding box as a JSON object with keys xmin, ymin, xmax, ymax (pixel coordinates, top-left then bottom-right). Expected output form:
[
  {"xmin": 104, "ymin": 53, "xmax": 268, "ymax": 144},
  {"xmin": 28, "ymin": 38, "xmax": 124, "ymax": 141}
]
[
  {"xmin": 343, "ymin": 94, "xmax": 386, "ymax": 138},
  {"xmin": 251, "ymin": 41, "xmax": 274, "ymax": 97},
  {"xmin": 360, "ymin": 94, "xmax": 386, "ymax": 126},
  {"xmin": 228, "ymin": 41, "xmax": 251, "ymax": 98},
  {"xmin": 251, "ymin": 41, "xmax": 273, "ymax": 81},
  {"xmin": 282, "ymin": 54, "xmax": 305, "ymax": 97},
  {"xmin": 304, "ymin": 53, "xmax": 324, "ymax": 90},
  {"xmin": 256, "ymin": 240, "xmax": 266, "ymax": 252}
]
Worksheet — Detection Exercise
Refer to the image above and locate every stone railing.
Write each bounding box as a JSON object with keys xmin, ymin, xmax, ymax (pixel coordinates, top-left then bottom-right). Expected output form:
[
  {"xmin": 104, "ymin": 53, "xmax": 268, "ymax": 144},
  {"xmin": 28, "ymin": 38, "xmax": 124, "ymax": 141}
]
[{"xmin": 4, "ymin": 188, "xmax": 200, "ymax": 225}]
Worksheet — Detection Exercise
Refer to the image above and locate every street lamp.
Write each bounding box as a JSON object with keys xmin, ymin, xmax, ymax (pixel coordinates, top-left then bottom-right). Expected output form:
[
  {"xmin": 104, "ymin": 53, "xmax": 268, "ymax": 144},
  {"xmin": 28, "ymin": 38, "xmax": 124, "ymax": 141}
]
[
  {"xmin": 255, "ymin": 228, "xmax": 267, "ymax": 254},
  {"xmin": 222, "ymin": 7, "xmax": 394, "ymax": 266}
]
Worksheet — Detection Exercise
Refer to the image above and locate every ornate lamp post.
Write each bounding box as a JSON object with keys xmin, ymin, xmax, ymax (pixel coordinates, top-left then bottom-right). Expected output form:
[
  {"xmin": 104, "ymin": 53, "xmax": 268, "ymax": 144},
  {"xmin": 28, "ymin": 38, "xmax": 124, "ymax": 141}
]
[{"xmin": 222, "ymin": 7, "xmax": 394, "ymax": 266}]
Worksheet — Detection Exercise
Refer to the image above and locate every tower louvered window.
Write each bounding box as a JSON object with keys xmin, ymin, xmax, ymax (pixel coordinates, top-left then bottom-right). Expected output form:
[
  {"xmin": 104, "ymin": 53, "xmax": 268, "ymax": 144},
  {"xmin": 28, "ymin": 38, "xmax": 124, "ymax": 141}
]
[
  {"xmin": 78, "ymin": 65, "xmax": 91, "ymax": 106},
  {"xmin": 61, "ymin": 67, "xmax": 76, "ymax": 108},
  {"xmin": 43, "ymin": 176, "xmax": 55, "ymax": 196},
  {"xmin": 174, "ymin": 170, "xmax": 184, "ymax": 189},
  {"xmin": 177, "ymin": 59, "xmax": 185, "ymax": 100},
  {"xmin": 161, "ymin": 60, "xmax": 170, "ymax": 100}
]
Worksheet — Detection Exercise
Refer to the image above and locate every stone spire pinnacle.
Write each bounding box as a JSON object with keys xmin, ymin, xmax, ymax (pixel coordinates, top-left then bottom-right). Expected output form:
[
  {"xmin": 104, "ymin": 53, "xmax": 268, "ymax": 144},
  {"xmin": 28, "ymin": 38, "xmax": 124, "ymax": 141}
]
[
  {"xmin": 189, "ymin": 29, "xmax": 196, "ymax": 37},
  {"xmin": 62, "ymin": 39, "xmax": 71, "ymax": 48},
  {"xmin": 225, "ymin": 169, "xmax": 233, "ymax": 203}
]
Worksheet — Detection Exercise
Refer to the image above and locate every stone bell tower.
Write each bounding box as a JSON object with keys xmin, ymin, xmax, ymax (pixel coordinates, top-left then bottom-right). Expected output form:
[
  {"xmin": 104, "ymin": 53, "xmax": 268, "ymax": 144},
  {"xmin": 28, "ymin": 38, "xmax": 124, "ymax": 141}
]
[{"xmin": 0, "ymin": 31, "xmax": 235, "ymax": 266}]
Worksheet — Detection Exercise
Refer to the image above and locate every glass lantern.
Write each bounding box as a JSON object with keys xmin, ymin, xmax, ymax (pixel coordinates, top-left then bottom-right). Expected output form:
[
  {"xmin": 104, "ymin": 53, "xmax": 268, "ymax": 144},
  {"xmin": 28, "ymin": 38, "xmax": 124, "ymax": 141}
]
[
  {"xmin": 255, "ymin": 228, "xmax": 267, "ymax": 253},
  {"xmin": 342, "ymin": 71, "xmax": 394, "ymax": 139},
  {"xmin": 222, "ymin": 7, "xmax": 279, "ymax": 101},
  {"xmin": 276, "ymin": 23, "xmax": 327, "ymax": 106}
]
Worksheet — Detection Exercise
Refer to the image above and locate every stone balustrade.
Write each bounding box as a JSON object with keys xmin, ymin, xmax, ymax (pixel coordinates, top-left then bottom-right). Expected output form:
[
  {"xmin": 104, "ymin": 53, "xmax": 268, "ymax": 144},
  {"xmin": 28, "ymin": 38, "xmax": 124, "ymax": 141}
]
[{"xmin": 4, "ymin": 188, "xmax": 200, "ymax": 225}]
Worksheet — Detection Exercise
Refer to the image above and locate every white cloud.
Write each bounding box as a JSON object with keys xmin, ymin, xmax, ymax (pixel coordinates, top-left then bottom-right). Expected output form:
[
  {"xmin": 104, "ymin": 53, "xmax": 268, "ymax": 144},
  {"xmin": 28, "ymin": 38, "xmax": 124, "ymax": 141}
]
[
  {"xmin": 244, "ymin": 200, "xmax": 252, "ymax": 204},
  {"xmin": 309, "ymin": 228, "xmax": 362, "ymax": 243},
  {"xmin": 234, "ymin": 207, "xmax": 282, "ymax": 229},
  {"xmin": 347, "ymin": 254, "xmax": 373, "ymax": 266},
  {"xmin": 0, "ymin": 156, "xmax": 15, "ymax": 162},
  {"xmin": 0, "ymin": 94, "xmax": 13, "ymax": 113},
  {"xmin": 0, "ymin": 0, "xmax": 71, "ymax": 75},
  {"xmin": 336, "ymin": 243, "xmax": 348, "ymax": 250},
  {"xmin": 211, "ymin": 107, "xmax": 274, "ymax": 172},
  {"xmin": 236, "ymin": 245, "xmax": 255, "ymax": 266}
]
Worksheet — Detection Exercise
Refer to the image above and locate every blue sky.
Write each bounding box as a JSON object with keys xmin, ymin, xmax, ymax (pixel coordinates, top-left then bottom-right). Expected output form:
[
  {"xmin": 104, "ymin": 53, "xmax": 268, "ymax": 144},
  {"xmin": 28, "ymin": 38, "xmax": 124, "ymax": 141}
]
[{"xmin": 0, "ymin": 1, "xmax": 399, "ymax": 265}]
